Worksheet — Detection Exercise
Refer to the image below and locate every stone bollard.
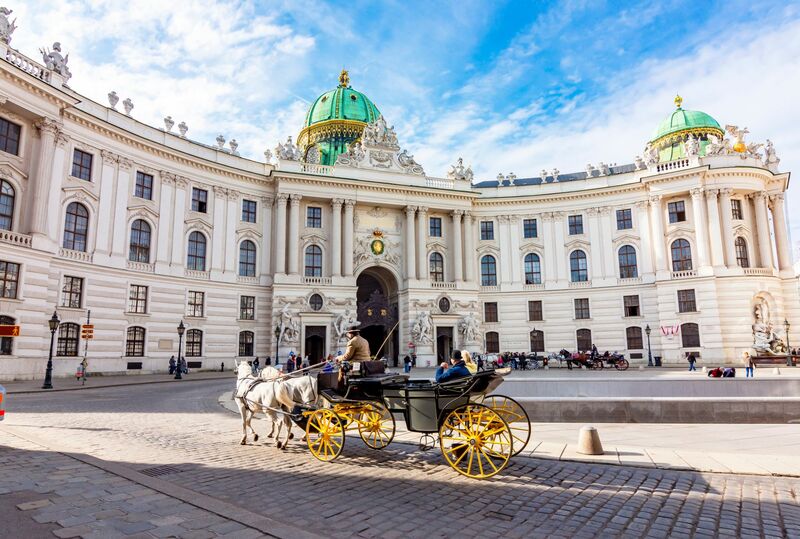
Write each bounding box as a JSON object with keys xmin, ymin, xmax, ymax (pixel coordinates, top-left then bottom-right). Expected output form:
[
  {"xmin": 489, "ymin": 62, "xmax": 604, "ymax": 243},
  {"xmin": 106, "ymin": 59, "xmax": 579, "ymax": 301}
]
[
  {"xmin": 577, "ymin": 425, "xmax": 604, "ymax": 455},
  {"xmin": 702, "ymin": 366, "xmax": 707, "ymax": 373},
  {"xmin": 638, "ymin": 365, "xmax": 644, "ymax": 371}
]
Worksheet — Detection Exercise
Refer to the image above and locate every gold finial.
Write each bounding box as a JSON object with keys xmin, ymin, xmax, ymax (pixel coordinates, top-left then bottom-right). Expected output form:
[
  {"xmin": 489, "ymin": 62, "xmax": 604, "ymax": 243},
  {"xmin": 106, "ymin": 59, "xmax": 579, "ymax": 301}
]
[
  {"xmin": 674, "ymin": 94, "xmax": 683, "ymax": 109},
  {"xmin": 338, "ymin": 69, "xmax": 350, "ymax": 88}
]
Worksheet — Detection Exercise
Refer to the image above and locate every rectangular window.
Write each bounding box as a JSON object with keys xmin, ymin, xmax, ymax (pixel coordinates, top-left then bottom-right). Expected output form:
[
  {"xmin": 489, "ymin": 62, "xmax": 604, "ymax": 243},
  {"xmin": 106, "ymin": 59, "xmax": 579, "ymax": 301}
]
[
  {"xmin": 187, "ymin": 291, "xmax": 205, "ymax": 317},
  {"xmin": 306, "ymin": 206, "xmax": 322, "ymax": 228},
  {"xmin": 480, "ymin": 221, "xmax": 494, "ymax": 240},
  {"xmin": 239, "ymin": 295, "xmax": 255, "ymax": 320},
  {"xmin": 128, "ymin": 285, "xmax": 148, "ymax": 314},
  {"xmin": 574, "ymin": 298, "xmax": 590, "ymax": 320},
  {"xmin": 568, "ymin": 215, "xmax": 584, "ymax": 235},
  {"xmin": 484, "ymin": 302, "xmax": 498, "ymax": 323},
  {"xmin": 242, "ymin": 199, "xmax": 257, "ymax": 223},
  {"xmin": 61, "ymin": 276, "xmax": 83, "ymax": 308},
  {"xmin": 677, "ymin": 289, "xmax": 697, "ymax": 313},
  {"xmin": 0, "ymin": 118, "xmax": 21, "ymax": 155},
  {"xmin": 71, "ymin": 149, "xmax": 93, "ymax": 181},
  {"xmin": 623, "ymin": 295, "xmax": 640, "ymax": 317},
  {"xmin": 616, "ymin": 209, "xmax": 633, "ymax": 230},
  {"xmin": 485, "ymin": 332, "xmax": 499, "ymax": 354},
  {"xmin": 191, "ymin": 188, "xmax": 208, "ymax": 213},
  {"xmin": 0, "ymin": 260, "xmax": 20, "ymax": 299},
  {"xmin": 134, "ymin": 171, "xmax": 153, "ymax": 199},
  {"xmin": 731, "ymin": 199, "xmax": 743, "ymax": 220},
  {"xmin": 626, "ymin": 327, "xmax": 644, "ymax": 350},
  {"xmin": 528, "ymin": 300, "xmax": 543, "ymax": 321},
  {"xmin": 429, "ymin": 217, "xmax": 442, "ymax": 237},
  {"xmin": 523, "ymin": 218, "xmax": 538, "ymax": 239},
  {"xmin": 668, "ymin": 201, "xmax": 686, "ymax": 223}
]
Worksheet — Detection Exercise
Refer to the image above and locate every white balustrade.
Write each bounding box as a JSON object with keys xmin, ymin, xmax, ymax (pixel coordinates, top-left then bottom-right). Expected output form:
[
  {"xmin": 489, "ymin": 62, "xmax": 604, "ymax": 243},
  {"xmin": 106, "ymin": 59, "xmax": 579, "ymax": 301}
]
[
  {"xmin": 58, "ymin": 247, "xmax": 93, "ymax": 262},
  {"xmin": 480, "ymin": 285, "xmax": 500, "ymax": 292},
  {"xmin": 5, "ymin": 49, "xmax": 51, "ymax": 83},
  {"xmin": 0, "ymin": 230, "xmax": 32, "ymax": 247},
  {"xmin": 301, "ymin": 163, "xmax": 335, "ymax": 175},
  {"xmin": 671, "ymin": 269, "xmax": 698, "ymax": 279},
  {"xmin": 568, "ymin": 280, "xmax": 592, "ymax": 288},
  {"xmin": 126, "ymin": 260, "xmax": 155, "ymax": 273},
  {"xmin": 184, "ymin": 269, "xmax": 210, "ymax": 280},
  {"xmin": 302, "ymin": 276, "xmax": 332, "ymax": 285},
  {"xmin": 236, "ymin": 275, "xmax": 259, "ymax": 284},
  {"xmin": 617, "ymin": 276, "xmax": 643, "ymax": 285},
  {"xmin": 425, "ymin": 177, "xmax": 455, "ymax": 189},
  {"xmin": 523, "ymin": 283, "xmax": 545, "ymax": 291},
  {"xmin": 431, "ymin": 281, "xmax": 456, "ymax": 289},
  {"xmin": 743, "ymin": 268, "xmax": 773, "ymax": 276},
  {"xmin": 656, "ymin": 159, "xmax": 690, "ymax": 173}
]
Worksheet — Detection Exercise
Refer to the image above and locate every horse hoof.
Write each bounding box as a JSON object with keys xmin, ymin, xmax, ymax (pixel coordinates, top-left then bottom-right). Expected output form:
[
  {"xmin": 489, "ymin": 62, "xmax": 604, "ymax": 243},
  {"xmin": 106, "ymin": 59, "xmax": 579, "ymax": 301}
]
[
  {"xmin": 289, "ymin": 433, "xmax": 295, "ymax": 440},
  {"xmin": 240, "ymin": 440, "xmax": 247, "ymax": 445},
  {"xmin": 253, "ymin": 434, "xmax": 259, "ymax": 442},
  {"xmin": 276, "ymin": 441, "xmax": 282, "ymax": 449},
  {"xmin": 268, "ymin": 434, "xmax": 273, "ymax": 438},
  {"xmin": 281, "ymin": 445, "xmax": 288, "ymax": 451}
]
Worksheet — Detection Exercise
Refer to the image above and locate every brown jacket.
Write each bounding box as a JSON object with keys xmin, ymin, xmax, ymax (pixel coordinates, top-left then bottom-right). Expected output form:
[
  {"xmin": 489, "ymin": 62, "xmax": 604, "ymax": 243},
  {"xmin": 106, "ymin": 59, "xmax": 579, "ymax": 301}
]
[{"xmin": 341, "ymin": 335, "xmax": 371, "ymax": 362}]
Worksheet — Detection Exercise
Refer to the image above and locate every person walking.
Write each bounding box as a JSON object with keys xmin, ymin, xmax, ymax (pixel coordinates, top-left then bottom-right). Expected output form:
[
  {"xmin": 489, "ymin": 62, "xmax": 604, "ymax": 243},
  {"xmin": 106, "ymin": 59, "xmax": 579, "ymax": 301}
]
[
  {"xmin": 253, "ymin": 356, "xmax": 260, "ymax": 374},
  {"xmin": 744, "ymin": 352, "xmax": 755, "ymax": 378},
  {"xmin": 477, "ymin": 354, "xmax": 485, "ymax": 372},
  {"xmin": 76, "ymin": 358, "xmax": 88, "ymax": 385},
  {"xmin": 286, "ymin": 352, "xmax": 296, "ymax": 373},
  {"xmin": 179, "ymin": 356, "xmax": 188, "ymax": 375},
  {"xmin": 403, "ymin": 354, "xmax": 411, "ymax": 373},
  {"xmin": 687, "ymin": 352, "xmax": 697, "ymax": 372},
  {"xmin": 168, "ymin": 355, "xmax": 176, "ymax": 375}
]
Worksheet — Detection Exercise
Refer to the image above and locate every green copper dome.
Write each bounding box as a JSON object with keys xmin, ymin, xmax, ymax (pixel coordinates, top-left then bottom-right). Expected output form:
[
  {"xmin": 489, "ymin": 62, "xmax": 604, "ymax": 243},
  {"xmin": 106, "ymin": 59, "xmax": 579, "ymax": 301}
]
[
  {"xmin": 650, "ymin": 95, "xmax": 724, "ymax": 162},
  {"xmin": 298, "ymin": 70, "xmax": 381, "ymax": 165}
]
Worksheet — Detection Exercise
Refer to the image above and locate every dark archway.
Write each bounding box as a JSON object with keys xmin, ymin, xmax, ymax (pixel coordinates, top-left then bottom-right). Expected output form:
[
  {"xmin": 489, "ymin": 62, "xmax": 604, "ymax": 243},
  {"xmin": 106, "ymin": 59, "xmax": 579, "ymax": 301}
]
[
  {"xmin": 304, "ymin": 326, "xmax": 326, "ymax": 364},
  {"xmin": 356, "ymin": 267, "xmax": 399, "ymax": 362}
]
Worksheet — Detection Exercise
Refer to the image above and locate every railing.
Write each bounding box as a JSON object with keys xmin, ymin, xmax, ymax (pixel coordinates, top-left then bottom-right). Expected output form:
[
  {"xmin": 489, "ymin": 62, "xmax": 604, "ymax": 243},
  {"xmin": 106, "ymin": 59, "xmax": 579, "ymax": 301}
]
[
  {"xmin": 617, "ymin": 276, "xmax": 643, "ymax": 285},
  {"xmin": 237, "ymin": 275, "xmax": 259, "ymax": 284},
  {"xmin": 568, "ymin": 280, "xmax": 592, "ymax": 288},
  {"xmin": 302, "ymin": 276, "xmax": 331, "ymax": 285},
  {"xmin": 5, "ymin": 48, "xmax": 51, "ymax": 83},
  {"xmin": 671, "ymin": 269, "xmax": 698, "ymax": 279},
  {"xmin": 58, "ymin": 247, "xmax": 93, "ymax": 262},
  {"xmin": 0, "ymin": 230, "xmax": 32, "ymax": 247},
  {"xmin": 126, "ymin": 260, "xmax": 154, "ymax": 273},
  {"xmin": 431, "ymin": 281, "xmax": 456, "ymax": 289},
  {"xmin": 426, "ymin": 177, "xmax": 455, "ymax": 189},
  {"xmin": 523, "ymin": 283, "xmax": 544, "ymax": 291},
  {"xmin": 301, "ymin": 163, "xmax": 334, "ymax": 175},
  {"xmin": 656, "ymin": 159, "xmax": 690, "ymax": 173},
  {"xmin": 743, "ymin": 267, "xmax": 774, "ymax": 276},
  {"xmin": 480, "ymin": 285, "xmax": 500, "ymax": 292},
  {"xmin": 184, "ymin": 269, "xmax": 210, "ymax": 280}
]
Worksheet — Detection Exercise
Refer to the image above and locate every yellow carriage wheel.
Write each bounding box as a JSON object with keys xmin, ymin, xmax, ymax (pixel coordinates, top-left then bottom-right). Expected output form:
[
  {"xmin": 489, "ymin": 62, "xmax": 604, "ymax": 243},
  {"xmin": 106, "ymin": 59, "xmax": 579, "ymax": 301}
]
[
  {"xmin": 481, "ymin": 395, "xmax": 531, "ymax": 457},
  {"xmin": 356, "ymin": 403, "xmax": 396, "ymax": 449},
  {"xmin": 305, "ymin": 409, "xmax": 345, "ymax": 462},
  {"xmin": 439, "ymin": 404, "xmax": 513, "ymax": 479}
]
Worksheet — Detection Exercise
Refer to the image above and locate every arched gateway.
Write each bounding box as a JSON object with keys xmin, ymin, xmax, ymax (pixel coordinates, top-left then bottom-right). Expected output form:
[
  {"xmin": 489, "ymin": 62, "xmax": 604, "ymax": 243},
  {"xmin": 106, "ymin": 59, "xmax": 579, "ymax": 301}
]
[{"xmin": 356, "ymin": 267, "xmax": 399, "ymax": 363}]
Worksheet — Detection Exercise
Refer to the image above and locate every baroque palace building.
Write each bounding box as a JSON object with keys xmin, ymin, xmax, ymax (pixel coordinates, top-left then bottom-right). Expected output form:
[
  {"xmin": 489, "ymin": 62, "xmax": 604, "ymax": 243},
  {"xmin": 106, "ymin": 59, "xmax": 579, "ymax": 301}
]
[{"xmin": 0, "ymin": 17, "xmax": 796, "ymax": 379}]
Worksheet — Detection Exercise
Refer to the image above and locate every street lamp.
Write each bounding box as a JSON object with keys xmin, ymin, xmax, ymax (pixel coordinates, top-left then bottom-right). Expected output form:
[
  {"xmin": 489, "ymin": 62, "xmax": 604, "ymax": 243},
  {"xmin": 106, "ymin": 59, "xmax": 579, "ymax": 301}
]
[
  {"xmin": 785, "ymin": 319, "xmax": 792, "ymax": 367},
  {"xmin": 175, "ymin": 320, "xmax": 185, "ymax": 380},
  {"xmin": 645, "ymin": 324, "xmax": 653, "ymax": 367},
  {"xmin": 42, "ymin": 311, "xmax": 60, "ymax": 389}
]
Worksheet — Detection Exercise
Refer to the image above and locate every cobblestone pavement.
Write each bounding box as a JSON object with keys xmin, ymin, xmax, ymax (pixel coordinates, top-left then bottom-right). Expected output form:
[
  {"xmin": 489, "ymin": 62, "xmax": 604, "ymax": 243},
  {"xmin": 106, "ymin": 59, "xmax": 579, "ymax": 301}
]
[{"xmin": 2, "ymin": 380, "xmax": 799, "ymax": 538}]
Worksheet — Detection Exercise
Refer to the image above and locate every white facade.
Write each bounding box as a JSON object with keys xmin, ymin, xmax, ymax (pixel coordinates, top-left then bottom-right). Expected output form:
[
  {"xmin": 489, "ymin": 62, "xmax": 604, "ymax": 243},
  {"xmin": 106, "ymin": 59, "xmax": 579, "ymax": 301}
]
[{"xmin": 0, "ymin": 35, "xmax": 797, "ymax": 380}]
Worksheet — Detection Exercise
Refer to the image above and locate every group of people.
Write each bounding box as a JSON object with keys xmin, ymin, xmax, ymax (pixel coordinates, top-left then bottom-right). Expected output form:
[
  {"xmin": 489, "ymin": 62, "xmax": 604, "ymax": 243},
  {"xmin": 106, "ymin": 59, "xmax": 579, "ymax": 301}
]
[{"xmin": 168, "ymin": 355, "xmax": 188, "ymax": 375}]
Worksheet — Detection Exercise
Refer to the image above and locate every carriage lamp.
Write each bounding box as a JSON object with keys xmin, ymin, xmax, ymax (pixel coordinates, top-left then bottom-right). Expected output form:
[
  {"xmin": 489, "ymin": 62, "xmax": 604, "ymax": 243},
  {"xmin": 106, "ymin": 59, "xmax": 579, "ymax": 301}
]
[
  {"xmin": 645, "ymin": 324, "xmax": 653, "ymax": 367},
  {"xmin": 175, "ymin": 320, "xmax": 185, "ymax": 380},
  {"xmin": 42, "ymin": 311, "xmax": 60, "ymax": 389},
  {"xmin": 785, "ymin": 319, "xmax": 792, "ymax": 366}
]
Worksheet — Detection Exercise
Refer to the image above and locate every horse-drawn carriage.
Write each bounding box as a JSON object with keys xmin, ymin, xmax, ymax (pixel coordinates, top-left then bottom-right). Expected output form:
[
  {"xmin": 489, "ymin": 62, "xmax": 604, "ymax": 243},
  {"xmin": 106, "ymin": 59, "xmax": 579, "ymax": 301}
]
[{"xmin": 297, "ymin": 361, "xmax": 531, "ymax": 479}]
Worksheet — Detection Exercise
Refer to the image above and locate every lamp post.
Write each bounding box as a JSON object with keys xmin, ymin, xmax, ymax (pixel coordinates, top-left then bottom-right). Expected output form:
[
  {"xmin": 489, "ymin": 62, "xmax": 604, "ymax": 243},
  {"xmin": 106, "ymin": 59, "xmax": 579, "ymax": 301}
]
[
  {"xmin": 785, "ymin": 319, "xmax": 792, "ymax": 367},
  {"xmin": 175, "ymin": 320, "xmax": 185, "ymax": 380},
  {"xmin": 42, "ymin": 311, "xmax": 60, "ymax": 389},
  {"xmin": 645, "ymin": 324, "xmax": 653, "ymax": 367}
]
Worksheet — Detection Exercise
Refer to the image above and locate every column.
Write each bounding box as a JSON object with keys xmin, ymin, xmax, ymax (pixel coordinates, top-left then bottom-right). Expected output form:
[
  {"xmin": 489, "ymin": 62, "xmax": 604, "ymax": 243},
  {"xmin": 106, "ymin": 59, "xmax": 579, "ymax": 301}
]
[
  {"xmin": 754, "ymin": 192, "xmax": 773, "ymax": 269},
  {"xmin": 47, "ymin": 133, "xmax": 69, "ymax": 243},
  {"xmin": 704, "ymin": 188, "xmax": 724, "ymax": 267},
  {"xmin": 405, "ymin": 206, "xmax": 417, "ymax": 280},
  {"xmin": 96, "ymin": 151, "xmax": 118, "ymax": 254},
  {"xmin": 541, "ymin": 213, "xmax": 557, "ymax": 285},
  {"xmin": 587, "ymin": 209, "xmax": 604, "ymax": 279},
  {"xmin": 553, "ymin": 213, "xmax": 566, "ymax": 282},
  {"xmin": 508, "ymin": 216, "xmax": 521, "ymax": 283},
  {"xmin": 649, "ymin": 195, "xmax": 667, "ymax": 272},
  {"xmin": 463, "ymin": 212, "xmax": 476, "ymax": 283},
  {"xmin": 601, "ymin": 209, "xmax": 615, "ymax": 278},
  {"xmin": 330, "ymin": 199, "xmax": 343, "ymax": 277},
  {"xmin": 170, "ymin": 178, "xmax": 188, "ymax": 267},
  {"xmin": 770, "ymin": 193, "xmax": 792, "ymax": 271},
  {"xmin": 156, "ymin": 173, "xmax": 175, "ymax": 264},
  {"xmin": 690, "ymin": 188, "xmax": 710, "ymax": 268},
  {"xmin": 287, "ymin": 194, "xmax": 302, "ymax": 275},
  {"xmin": 110, "ymin": 158, "xmax": 132, "ymax": 258},
  {"xmin": 260, "ymin": 195, "xmax": 273, "ymax": 277},
  {"xmin": 224, "ymin": 191, "xmax": 238, "ymax": 274},
  {"xmin": 211, "ymin": 186, "xmax": 227, "ymax": 273},
  {"xmin": 718, "ymin": 188, "xmax": 736, "ymax": 267},
  {"xmin": 273, "ymin": 193, "xmax": 288, "ymax": 275},
  {"xmin": 744, "ymin": 194, "xmax": 761, "ymax": 266},
  {"xmin": 497, "ymin": 216, "xmax": 512, "ymax": 284},
  {"xmin": 451, "ymin": 210, "xmax": 463, "ymax": 282},
  {"xmin": 30, "ymin": 118, "xmax": 59, "ymax": 236},
  {"xmin": 635, "ymin": 200, "xmax": 654, "ymax": 274},
  {"xmin": 343, "ymin": 200, "xmax": 355, "ymax": 276},
  {"xmin": 416, "ymin": 207, "xmax": 428, "ymax": 280}
]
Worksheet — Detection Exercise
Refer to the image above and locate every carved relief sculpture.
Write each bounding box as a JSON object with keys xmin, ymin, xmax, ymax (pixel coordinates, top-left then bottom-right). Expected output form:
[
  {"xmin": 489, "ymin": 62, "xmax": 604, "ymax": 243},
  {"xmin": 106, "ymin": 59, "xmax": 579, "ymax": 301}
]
[
  {"xmin": 277, "ymin": 303, "xmax": 300, "ymax": 345},
  {"xmin": 458, "ymin": 312, "xmax": 481, "ymax": 344},
  {"xmin": 751, "ymin": 299, "xmax": 787, "ymax": 355},
  {"xmin": 411, "ymin": 311, "xmax": 433, "ymax": 345}
]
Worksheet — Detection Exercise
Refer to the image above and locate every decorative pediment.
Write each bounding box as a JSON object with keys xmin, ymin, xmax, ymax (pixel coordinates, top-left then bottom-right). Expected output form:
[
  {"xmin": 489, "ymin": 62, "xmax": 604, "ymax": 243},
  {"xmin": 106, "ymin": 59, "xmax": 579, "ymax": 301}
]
[
  {"xmin": 236, "ymin": 225, "xmax": 262, "ymax": 238},
  {"xmin": 477, "ymin": 244, "xmax": 501, "ymax": 256},
  {"xmin": 426, "ymin": 239, "xmax": 447, "ymax": 252},
  {"xmin": 334, "ymin": 116, "xmax": 425, "ymax": 175},
  {"xmin": 612, "ymin": 233, "xmax": 641, "ymax": 246},
  {"xmin": 185, "ymin": 216, "xmax": 212, "ymax": 234},
  {"xmin": 519, "ymin": 239, "xmax": 544, "ymax": 251},
  {"xmin": 62, "ymin": 185, "xmax": 99, "ymax": 203},
  {"xmin": 0, "ymin": 161, "xmax": 28, "ymax": 180},
  {"xmin": 301, "ymin": 231, "xmax": 326, "ymax": 244},
  {"xmin": 128, "ymin": 204, "xmax": 159, "ymax": 221},
  {"xmin": 564, "ymin": 237, "xmax": 591, "ymax": 250},
  {"xmin": 665, "ymin": 225, "xmax": 694, "ymax": 243},
  {"xmin": 732, "ymin": 222, "xmax": 750, "ymax": 236}
]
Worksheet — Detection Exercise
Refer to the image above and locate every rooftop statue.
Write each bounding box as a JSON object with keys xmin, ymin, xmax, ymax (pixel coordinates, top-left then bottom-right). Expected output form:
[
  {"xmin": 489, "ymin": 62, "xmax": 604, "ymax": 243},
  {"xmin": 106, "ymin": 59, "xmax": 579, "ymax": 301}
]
[
  {"xmin": 705, "ymin": 134, "xmax": 733, "ymax": 156},
  {"xmin": 764, "ymin": 139, "xmax": 780, "ymax": 170},
  {"xmin": 683, "ymin": 134, "xmax": 700, "ymax": 157},
  {"xmin": 275, "ymin": 136, "xmax": 300, "ymax": 161},
  {"xmin": 362, "ymin": 115, "xmax": 399, "ymax": 149},
  {"xmin": 39, "ymin": 42, "xmax": 72, "ymax": 82},
  {"xmin": 0, "ymin": 6, "xmax": 17, "ymax": 44},
  {"xmin": 644, "ymin": 144, "xmax": 659, "ymax": 166},
  {"xmin": 725, "ymin": 124, "xmax": 750, "ymax": 153},
  {"xmin": 448, "ymin": 157, "xmax": 474, "ymax": 182}
]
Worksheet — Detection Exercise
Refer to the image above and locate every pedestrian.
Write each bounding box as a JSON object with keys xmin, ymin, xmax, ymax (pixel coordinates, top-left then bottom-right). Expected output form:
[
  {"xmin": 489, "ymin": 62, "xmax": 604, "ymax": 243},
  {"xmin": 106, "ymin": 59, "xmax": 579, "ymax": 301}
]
[
  {"xmin": 687, "ymin": 352, "xmax": 697, "ymax": 372},
  {"xmin": 744, "ymin": 352, "xmax": 755, "ymax": 378},
  {"xmin": 253, "ymin": 356, "xmax": 260, "ymax": 374},
  {"xmin": 286, "ymin": 352, "xmax": 296, "ymax": 373},
  {"xmin": 266, "ymin": 355, "xmax": 272, "ymax": 366},
  {"xmin": 411, "ymin": 353, "xmax": 417, "ymax": 368},
  {"xmin": 180, "ymin": 356, "xmax": 188, "ymax": 375},
  {"xmin": 403, "ymin": 353, "xmax": 411, "ymax": 373},
  {"xmin": 168, "ymin": 355, "xmax": 176, "ymax": 375},
  {"xmin": 477, "ymin": 355, "xmax": 485, "ymax": 372},
  {"xmin": 76, "ymin": 358, "xmax": 87, "ymax": 385}
]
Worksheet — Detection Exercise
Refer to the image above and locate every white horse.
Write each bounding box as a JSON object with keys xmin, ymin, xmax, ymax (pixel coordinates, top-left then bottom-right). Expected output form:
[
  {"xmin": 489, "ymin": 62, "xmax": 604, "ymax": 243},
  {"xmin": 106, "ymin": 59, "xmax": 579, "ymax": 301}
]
[
  {"xmin": 280, "ymin": 374, "xmax": 319, "ymax": 442},
  {"xmin": 233, "ymin": 361, "xmax": 294, "ymax": 448}
]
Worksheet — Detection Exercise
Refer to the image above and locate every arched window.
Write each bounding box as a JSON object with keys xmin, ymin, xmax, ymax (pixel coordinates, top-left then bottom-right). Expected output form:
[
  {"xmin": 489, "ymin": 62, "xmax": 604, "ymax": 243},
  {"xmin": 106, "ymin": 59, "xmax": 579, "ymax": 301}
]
[
  {"xmin": 185, "ymin": 329, "xmax": 203, "ymax": 357},
  {"xmin": 129, "ymin": 219, "xmax": 151, "ymax": 263},
  {"xmin": 187, "ymin": 232, "xmax": 207, "ymax": 271},
  {"xmin": 618, "ymin": 245, "xmax": 638, "ymax": 279},
  {"xmin": 239, "ymin": 240, "xmax": 257, "ymax": 276},
  {"xmin": 681, "ymin": 323, "xmax": 700, "ymax": 348},
  {"xmin": 304, "ymin": 245, "xmax": 322, "ymax": 277},
  {"xmin": 125, "ymin": 326, "xmax": 146, "ymax": 357},
  {"xmin": 671, "ymin": 239, "xmax": 692, "ymax": 271},
  {"xmin": 63, "ymin": 202, "xmax": 89, "ymax": 252},
  {"xmin": 0, "ymin": 179, "xmax": 14, "ymax": 231},
  {"xmin": 570, "ymin": 250, "xmax": 588, "ymax": 282},
  {"xmin": 429, "ymin": 252, "xmax": 444, "ymax": 282},
  {"xmin": 524, "ymin": 253, "xmax": 542, "ymax": 285},
  {"xmin": 480, "ymin": 255, "xmax": 497, "ymax": 286},
  {"xmin": 56, "ymin": 322, "xmax": 80, "ymax": 356},
  {"xmin": 626, "ymin": 326, "xmax": 643, "ymax": 349},
  {"xmin": 238, "ymin": 331, "xmax": 254, "ymax": 357},
  {"xmin": 735, "ymin": 237, "xmax": 750, "ymax": 268},
  {"xmin": 576, "ymin": 328, "xmax": 592, "ymax": 351},
  {"xmin": 0, "ymin": 315, "xmax": 14, "ymax": 355},
  {"xmin": 530, "ymin": 330, "xmax": 544, "ymax": 352},
  {"xmin": 485, "ymin": 331, "xmax": 499, "ymax": 353}
]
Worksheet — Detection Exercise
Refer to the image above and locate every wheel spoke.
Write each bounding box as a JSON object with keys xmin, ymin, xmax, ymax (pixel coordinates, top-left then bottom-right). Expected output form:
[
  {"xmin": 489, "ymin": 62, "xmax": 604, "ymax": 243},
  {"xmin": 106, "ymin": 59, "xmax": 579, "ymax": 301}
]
[{"xmin": 479, "ymin": 449, "xmax": 500, "ymax": 473}]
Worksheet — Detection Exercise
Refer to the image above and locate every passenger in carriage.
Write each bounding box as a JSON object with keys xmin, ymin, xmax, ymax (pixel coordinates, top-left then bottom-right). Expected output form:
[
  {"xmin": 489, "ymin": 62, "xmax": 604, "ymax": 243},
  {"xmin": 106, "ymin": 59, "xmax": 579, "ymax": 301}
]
[
  {"xmin": 462, "ymin": 350, "xmax": 478, "ymax": 374},
  {"xmin": 435, "ymin": 350, "xmax": 471, "ymax": 383}
]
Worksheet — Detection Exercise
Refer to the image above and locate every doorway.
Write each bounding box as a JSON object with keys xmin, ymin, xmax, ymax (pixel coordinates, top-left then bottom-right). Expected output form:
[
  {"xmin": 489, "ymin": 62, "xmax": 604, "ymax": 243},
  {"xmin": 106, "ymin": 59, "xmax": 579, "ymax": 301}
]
[
  {"xmin": 304, "ymin": 325, "xmax": 326, "ymax": 364},
  {"xmin": 356, "ymin": 267, "xmax": 398, "ymax": 361},
  {"xmin": 436, "ymin": 326, "xmax": 454, "ymax": 363}
]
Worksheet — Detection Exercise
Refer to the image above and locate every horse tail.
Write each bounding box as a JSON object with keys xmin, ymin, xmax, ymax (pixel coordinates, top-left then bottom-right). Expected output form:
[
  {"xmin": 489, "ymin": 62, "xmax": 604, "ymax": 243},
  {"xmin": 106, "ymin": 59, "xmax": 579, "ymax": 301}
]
[{"xmin": 274, "ymin": 381, "xmax": 296, "ymax": 410}]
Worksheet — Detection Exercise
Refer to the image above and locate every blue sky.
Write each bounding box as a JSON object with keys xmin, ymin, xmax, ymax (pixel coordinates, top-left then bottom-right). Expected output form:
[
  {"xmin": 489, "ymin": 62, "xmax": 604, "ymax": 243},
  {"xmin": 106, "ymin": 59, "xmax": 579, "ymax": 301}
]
[{"xmin": 10, "ymin": 0, "xmax": 800, "ymax": 251}]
